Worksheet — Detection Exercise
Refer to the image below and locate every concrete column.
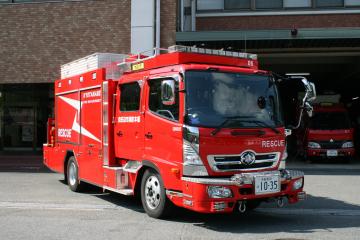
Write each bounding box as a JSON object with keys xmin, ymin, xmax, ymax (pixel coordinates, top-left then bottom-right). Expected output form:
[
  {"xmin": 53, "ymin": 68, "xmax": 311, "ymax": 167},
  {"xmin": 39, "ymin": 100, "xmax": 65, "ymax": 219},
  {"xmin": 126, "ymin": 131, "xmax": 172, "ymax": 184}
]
[{"xmin": 131, "ymin": 0, "xmax": 155, "ymax": 54}]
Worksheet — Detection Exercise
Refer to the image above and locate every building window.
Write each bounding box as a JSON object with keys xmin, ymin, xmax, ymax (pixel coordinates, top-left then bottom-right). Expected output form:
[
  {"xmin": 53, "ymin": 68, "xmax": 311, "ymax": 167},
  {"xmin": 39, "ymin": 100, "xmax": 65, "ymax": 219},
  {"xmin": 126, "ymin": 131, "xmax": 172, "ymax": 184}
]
[
  {"xmin": 255, "ymin": 0, "xmax": 283, "ymax": 9},
  {"xmin": 196, "ymin": 0, "xmax": 360, "ymax": 12},
  {"xmin": 120, "ymin": 82, "xmax": 141, "ymax": 112},
  {"xmin": 197, "ymin": 0, "xmax": 224, "ymax": 10},
  {"xmin": 284, "ymin": 0, "xmax": 312, "ymax": 8},
  {"xmin": 315, "ymin": 0, "xmax": 344, "ymax": 7},
  {"xmin": 224, "ymin": 0, "xmax": 251, "ymax": 10},
  {"xmin": 346, "ymin": 0, "xmax": 360, "ymax": 6}
]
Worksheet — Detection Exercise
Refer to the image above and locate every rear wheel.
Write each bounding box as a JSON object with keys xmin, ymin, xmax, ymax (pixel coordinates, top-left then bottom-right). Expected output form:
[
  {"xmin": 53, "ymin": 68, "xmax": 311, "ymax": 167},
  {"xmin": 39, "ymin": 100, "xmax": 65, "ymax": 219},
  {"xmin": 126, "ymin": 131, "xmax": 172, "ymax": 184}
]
[
  {"xmin": 141, "ymin": 169, "xmax": 172, "ymax": 218},
  {"xmin": 67, "ymin": 157, "xmax": 82, "ymax": 192}
]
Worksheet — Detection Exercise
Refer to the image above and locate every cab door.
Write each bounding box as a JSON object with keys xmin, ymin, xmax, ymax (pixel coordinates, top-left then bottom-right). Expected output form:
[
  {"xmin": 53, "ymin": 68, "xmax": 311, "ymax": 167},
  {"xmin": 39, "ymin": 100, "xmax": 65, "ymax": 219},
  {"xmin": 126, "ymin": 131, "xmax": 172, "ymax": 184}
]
[
  {"xmin": 143, "ymin": 76, "xmax": 183, "ymax": 180},
  {"xmin": 114, "ymin": 81, "xmax": 144, "ymax": 160}
]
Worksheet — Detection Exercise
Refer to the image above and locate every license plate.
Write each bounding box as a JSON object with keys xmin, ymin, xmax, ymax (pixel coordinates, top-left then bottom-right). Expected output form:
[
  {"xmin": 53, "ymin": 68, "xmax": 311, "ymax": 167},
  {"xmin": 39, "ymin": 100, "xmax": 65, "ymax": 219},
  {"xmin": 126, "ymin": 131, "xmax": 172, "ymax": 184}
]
[
  {"xmin": 255, "ymin": 175, "xmax": 280, "ymax": 195},
  {"xmin": 327, "ymin": 150, "xmax": 338, "ymax": 157}
]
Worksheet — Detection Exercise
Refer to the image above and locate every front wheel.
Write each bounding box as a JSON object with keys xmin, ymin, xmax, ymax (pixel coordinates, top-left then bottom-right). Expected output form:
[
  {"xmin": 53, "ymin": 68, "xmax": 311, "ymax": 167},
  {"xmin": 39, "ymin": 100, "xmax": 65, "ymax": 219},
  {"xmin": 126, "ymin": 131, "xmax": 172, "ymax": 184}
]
[{"xmin": 141, "ymin": 169, "xmax": 172, "ymax": 218}]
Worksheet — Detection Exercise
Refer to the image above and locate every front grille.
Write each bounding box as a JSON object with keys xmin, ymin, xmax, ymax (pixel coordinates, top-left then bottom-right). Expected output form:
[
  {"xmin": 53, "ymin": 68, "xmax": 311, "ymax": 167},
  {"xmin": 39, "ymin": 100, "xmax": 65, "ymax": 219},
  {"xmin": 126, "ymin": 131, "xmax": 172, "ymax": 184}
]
[
  {"xmin": 207, "ymin": 152, "xmax": 279, "ymax": 172},
  {"xmin": 318, "ymin": 140, "xmax": 343, "ymax": 149}
]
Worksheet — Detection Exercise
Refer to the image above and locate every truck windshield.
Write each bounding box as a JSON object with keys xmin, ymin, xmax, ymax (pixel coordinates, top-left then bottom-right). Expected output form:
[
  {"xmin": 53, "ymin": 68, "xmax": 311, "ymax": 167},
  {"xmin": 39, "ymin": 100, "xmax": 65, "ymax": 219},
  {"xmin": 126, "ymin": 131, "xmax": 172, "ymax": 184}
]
[
  {"xmin": 309, "ymin": 112, "xmax": 351, "ymax": 130},
  {"xmin": 184, "ymin": 70, "xmax": 283, "ymax": 128}
]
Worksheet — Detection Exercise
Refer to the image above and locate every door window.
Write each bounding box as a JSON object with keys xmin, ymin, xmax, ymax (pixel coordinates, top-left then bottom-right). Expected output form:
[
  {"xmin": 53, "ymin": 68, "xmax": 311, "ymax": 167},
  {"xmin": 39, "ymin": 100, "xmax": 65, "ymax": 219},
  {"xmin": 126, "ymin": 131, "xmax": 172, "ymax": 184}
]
[
  {"xmin": 148, "ymin": 78, "xmax": 179, "ymax": 121},
  {"xmin": 120, "ymin": 82, "xmax": 141, "ymax": 112}
]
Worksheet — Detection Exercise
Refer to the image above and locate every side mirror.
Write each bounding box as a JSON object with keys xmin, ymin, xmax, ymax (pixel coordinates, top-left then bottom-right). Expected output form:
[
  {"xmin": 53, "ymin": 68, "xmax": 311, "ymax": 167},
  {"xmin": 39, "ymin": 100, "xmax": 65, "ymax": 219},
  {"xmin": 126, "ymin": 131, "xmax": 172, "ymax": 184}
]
[
  {"xmin": 302, "ymin": 79, "xmax": 316, "ymax": 103},
  {"xmin": 161, "ymin": 79, "xmax": 176, "ymax": 105},
  {"xmin": 301, "ymin": 79, "xmax": 315, "ymax": 118},
  {"xmin": 285, "ymin": 128, "xmax": 292, "ymax": 136},
  {"xmin": 285, "ymin": 74, "xmax": 316, "ymax": 129}
]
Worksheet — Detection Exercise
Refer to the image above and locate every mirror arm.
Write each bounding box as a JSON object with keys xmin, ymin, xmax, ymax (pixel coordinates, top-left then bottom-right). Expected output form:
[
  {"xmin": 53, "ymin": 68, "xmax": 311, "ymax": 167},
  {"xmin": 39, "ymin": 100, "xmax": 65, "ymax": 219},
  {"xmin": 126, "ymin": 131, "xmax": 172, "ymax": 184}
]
[{"xmin": 293, "ymin": 83, "xmax": 309, "ymax": 130}]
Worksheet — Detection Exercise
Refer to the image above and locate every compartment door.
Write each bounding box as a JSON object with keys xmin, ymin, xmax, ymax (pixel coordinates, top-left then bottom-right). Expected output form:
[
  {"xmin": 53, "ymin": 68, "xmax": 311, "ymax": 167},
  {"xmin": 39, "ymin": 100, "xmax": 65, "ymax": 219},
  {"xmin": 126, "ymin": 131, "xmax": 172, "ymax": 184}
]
[{"xmin": 78, "ymin": 87, "xmax": 103, "ymax": 184}]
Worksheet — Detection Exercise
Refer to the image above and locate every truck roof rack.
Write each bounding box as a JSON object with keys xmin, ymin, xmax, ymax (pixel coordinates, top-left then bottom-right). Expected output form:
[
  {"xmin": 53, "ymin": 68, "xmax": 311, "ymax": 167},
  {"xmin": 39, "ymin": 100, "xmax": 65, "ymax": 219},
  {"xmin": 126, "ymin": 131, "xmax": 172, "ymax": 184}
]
[
  {"xmin": 60, "ymin": 45, "xmax": 258, "ymax": 81},
  {"xmin": 119, "ymin": 45, "xmax": 257, "ymax": 65},
  {"xmin": 117, "ymin": 45, "xmax": 258, "ymax": 74}
]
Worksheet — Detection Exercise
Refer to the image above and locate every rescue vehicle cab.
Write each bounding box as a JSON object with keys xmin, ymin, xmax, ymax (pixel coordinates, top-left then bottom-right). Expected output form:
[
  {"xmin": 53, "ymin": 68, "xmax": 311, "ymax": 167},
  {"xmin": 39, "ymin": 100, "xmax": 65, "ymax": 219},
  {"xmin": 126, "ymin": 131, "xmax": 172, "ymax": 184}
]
[{"xmin": 43, "ymin": 46, "xmax": 316, "ymax": 218}]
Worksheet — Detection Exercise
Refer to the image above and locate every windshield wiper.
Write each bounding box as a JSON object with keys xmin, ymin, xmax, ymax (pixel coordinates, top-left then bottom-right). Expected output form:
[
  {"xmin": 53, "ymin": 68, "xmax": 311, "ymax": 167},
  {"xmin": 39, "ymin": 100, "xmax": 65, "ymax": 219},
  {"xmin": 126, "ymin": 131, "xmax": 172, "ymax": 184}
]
[
  {"xmin": 240, "ymin": 119, "xmax": 280, "ymax": 135},
  {"xmin": 211, "ymin": 116, "xmax": 251, "ymax": 136},
  {"xmin": 211, "ymin": 116, "xmax": 280, "ymax": 136}
]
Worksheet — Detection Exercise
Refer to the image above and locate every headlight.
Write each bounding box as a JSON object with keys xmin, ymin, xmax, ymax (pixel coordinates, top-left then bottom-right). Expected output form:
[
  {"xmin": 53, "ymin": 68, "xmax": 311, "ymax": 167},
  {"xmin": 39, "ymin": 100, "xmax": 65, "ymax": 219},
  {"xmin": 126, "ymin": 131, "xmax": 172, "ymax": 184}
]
[
  {"xmin": 279, "ymin": 160, "xmax": 286, "ymax": 170},
  {"xmin": 308, "ymin": 141, "xmax": 321, "ymax": 149},
  {"xmin": 208, "ymin": 186, "xmax": 232, "ymax": 198},
  {"xmin": 293, "ymin": 178, "xmax": 303, "ymax": 190},
  {"xmin": 279, "ymin": 144, "xmax": 287, "ymax": 169},
  {"xmin": 183, "ymin": 140, "xmax": 203, "ymax": 165},
  {"xmin": 342, "ymin": 141, "xmax": 354, "ymax": 148},
  {"xmin": 281, "ymin": 149, "xmax": 288, "ymax": 161},
  {"xmin": 183, "ymin": 126, "xmax": 208, "ymax": 176}
]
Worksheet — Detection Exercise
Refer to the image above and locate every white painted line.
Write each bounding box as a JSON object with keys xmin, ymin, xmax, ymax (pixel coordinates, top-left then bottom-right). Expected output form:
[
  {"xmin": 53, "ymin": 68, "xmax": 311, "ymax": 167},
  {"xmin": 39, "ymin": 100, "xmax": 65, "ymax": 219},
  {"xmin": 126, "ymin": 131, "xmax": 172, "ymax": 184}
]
[
  {"xmin": 0, "ymin": 201, "xmax": 358, "ymax": 216},
  {"xmin": 0, "ymin": 201, "xmax": 142, "ymax": 212}
]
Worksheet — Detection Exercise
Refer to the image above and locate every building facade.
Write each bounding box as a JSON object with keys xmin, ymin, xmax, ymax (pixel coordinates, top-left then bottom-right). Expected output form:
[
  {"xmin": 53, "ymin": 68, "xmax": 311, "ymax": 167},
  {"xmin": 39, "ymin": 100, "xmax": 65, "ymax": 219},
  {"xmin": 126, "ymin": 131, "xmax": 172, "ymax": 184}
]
[
  {"xmin": 177, "ymin": 0, "xmax": 360, "ymax": 124},
  {"xmin": 177, "ymin": 0, "xmax": 360, "ymax": 93},
  {"xmin": 0, "ymin": 0, "xmax": 177, "ymax": 152},
  {"xmin": 1, "ymin": 0, "xmax": 359, "ymax": 153}
]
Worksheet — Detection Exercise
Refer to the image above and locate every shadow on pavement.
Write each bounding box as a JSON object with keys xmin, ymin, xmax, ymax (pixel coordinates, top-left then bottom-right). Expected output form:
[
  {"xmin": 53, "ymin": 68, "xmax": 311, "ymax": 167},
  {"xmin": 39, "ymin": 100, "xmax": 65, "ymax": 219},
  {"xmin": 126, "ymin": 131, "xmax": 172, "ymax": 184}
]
[
  {"xmin": 72, "ymin": 181, "xmax": 360, "ymax": 234},
  {"xmin": 58, "ymin": 180, "xmax": 145, "ymax": 213},
  {"xmin": 161, "ymin": 194, "xmax": 360, "ymax": 234}
]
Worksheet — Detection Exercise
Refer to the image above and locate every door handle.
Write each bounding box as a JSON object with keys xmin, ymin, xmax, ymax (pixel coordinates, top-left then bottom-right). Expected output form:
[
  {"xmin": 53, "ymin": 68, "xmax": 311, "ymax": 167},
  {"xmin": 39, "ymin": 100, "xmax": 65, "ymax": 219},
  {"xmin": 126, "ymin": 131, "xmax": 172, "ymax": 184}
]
[
  {"xmin": 117, "ymin": 131, "xmax": 123, "ymax": 137},
  {"xmin": 145, "ymin": 132, "xmax": 153, "ymax": 139},
  {"xmin": 88, "ymin": 144, "xmax": 94, "ymax": 148}
]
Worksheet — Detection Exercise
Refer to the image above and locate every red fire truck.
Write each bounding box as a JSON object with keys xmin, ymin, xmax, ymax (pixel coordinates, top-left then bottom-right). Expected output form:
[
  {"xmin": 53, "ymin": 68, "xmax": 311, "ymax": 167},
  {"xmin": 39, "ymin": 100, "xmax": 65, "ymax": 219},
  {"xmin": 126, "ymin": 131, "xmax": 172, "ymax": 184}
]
[
  {"xmin": 303, "ymin": 100, "xmax": 355, "ymax": 161},
  {"xmin": 43, "ymin": 46, "xmax": 315, "ymax": 218}
]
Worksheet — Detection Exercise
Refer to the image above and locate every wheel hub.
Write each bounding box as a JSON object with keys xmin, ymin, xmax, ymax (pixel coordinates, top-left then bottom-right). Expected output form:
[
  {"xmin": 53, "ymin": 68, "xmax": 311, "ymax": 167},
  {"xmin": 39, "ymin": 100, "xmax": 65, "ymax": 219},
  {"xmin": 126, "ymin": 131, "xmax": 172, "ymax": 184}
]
[{"xmin": 145, "ymin": 175, "xmax": 161, "ymax": 210}]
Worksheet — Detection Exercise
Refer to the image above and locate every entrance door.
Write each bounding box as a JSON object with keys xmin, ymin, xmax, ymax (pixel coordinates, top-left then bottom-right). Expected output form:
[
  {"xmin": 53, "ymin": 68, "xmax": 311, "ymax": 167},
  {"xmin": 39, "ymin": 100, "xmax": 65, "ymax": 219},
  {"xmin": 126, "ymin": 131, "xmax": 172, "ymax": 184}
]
[
  {"xmin": 3, "ymin": 107, "xmax": 35, "ymax": 150},
  {"xmin": 114, "ymin": 81, "xmax": 144, "ymax": 161}
]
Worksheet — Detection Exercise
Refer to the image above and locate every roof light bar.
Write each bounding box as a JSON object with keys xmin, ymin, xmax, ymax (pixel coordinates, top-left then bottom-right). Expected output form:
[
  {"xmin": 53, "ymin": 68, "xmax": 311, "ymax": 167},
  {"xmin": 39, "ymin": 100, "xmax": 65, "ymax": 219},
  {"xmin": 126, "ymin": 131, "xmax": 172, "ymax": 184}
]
[{"xmin": 168, "ymin": 45, "xmax": 257, "ymax": 60}]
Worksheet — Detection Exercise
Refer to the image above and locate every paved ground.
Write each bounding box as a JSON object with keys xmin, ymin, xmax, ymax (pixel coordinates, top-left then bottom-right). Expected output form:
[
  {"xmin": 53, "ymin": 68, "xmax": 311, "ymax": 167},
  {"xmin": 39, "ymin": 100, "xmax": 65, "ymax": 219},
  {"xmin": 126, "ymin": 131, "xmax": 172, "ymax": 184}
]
[{"xmin": 0, "ymin": 155, "xmax": 359, "ymax": 240}]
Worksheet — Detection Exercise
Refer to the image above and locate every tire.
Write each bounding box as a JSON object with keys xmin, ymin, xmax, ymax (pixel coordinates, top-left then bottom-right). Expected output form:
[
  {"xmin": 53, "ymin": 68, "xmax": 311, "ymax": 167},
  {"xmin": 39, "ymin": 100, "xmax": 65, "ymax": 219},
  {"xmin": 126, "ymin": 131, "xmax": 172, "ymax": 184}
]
[
  {"xmin": 67, "ymin": 156, "xmax": 82, "ymax": 192},
  {"xmin": 141, "ymin": 169, "xmax": 172, "ymax": 218}
]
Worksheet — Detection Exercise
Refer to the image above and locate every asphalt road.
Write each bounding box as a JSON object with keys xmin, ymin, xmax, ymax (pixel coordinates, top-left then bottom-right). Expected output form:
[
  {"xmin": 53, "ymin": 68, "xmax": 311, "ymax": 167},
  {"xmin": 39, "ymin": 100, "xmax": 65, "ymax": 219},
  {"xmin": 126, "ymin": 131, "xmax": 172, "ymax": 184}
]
[{"xmin": 0, "ymin": 163, "xmax": 359, "ymax": 240}]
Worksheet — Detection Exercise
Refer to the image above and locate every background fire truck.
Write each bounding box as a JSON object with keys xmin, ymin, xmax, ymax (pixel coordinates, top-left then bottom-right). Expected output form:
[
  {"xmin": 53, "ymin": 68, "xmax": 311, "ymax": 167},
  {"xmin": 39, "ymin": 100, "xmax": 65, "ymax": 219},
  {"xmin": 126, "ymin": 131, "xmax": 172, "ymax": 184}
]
[
  {"xmin": 297, "ymin": 94, "xmax": 355, "ymax": 161},
  {"xmin": 43, "ymin": 46, "xmax": 316, "ymax": 218}
]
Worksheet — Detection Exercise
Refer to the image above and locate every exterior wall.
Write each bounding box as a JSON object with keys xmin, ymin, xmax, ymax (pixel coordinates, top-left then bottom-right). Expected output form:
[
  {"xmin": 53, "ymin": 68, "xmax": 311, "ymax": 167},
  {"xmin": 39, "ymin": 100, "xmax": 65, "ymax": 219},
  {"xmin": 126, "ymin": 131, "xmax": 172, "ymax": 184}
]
[
  {"xmin": 197, "ymin": 14, "xmax": 360, "ymax": 31},
  {"xmin": 0, "ymin": 0, "xmax": 177, "ymax": 84},
  {"xmin": 0, "ymin": 0, "xmax": 177, "ymax": 151},
  {"xmin": 0, "ymin": 0, "xmax": 131, "ymax": 84},
  {"xmin": 160, "ymin": 0, "xmax": 178, "ymax": 48}
]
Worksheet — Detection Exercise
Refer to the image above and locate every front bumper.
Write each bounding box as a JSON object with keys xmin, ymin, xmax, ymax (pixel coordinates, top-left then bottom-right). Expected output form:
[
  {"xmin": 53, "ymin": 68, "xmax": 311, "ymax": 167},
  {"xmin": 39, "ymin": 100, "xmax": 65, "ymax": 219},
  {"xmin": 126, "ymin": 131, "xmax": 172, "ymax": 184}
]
[
  {"xmin": 307, "ymin": 148, "xmax": 355, "ymax": 158},
  {"xmin": 167, "ymin": 170, "xmax": 305, "ymax": 213}
]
